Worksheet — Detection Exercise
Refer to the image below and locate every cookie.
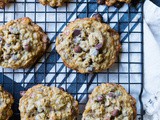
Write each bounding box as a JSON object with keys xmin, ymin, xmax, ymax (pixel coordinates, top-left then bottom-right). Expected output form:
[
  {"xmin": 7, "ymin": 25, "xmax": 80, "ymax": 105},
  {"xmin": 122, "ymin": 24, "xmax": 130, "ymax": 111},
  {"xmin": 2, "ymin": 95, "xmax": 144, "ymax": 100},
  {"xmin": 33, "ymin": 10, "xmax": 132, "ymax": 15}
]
[
  {"xmin": 56, "ymin": 15, "xmax": 121, "ymax": 73},
  {"xmin": 39, "ymin": 0, "xmax": 68, "ymax": 7},
  {"xmin": 0, "ymin": 85, "xmax": 14, "ymax": 120},
  {"xmin": 82, "ymin": 83, "xmax": 137, "ymax": 120},
  {"xmin": 0, "ymin": 0, "xmax": 9, "ymax": 9},
  {"xmin": 19, "ymin": 85, "xmax": 79, "ymax": 120},
  {"xmin": 97, "ymin": 0, "xmax": 131, "ymax": 7},
  {"xmin": 0, "ymin": 17, "xmax": 48, "ymax": 69}
]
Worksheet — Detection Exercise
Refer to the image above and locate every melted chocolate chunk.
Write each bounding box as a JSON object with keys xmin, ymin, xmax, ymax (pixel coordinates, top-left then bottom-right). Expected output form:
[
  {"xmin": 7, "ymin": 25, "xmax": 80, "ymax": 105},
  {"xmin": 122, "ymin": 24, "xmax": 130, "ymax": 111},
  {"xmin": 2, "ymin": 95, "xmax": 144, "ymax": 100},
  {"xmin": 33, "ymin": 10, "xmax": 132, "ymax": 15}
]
[
  {"xmin": 92, "ymin": 13, "xmax": 103, "ymax": 22},
  {"xmin": 23, "ymin": 44, "xmax": 31, "ymax": 52},
  {"xmin": 96, "ymin": 95, "xmax": 104, "ymax": 102},
  {"xmin": 73, "ymin": 29, "xmax": 81, "ymax": 37},
  {"xmin": 74, "ymin": 46, "xmax": 82, "ymax": 53},
  {"xmin": 111, "ymin": 109, "xmax": 120, "ymax": 117},
  {"xmin": 108, "ymin": 92, "xmax": 116, "ymax": 98}
]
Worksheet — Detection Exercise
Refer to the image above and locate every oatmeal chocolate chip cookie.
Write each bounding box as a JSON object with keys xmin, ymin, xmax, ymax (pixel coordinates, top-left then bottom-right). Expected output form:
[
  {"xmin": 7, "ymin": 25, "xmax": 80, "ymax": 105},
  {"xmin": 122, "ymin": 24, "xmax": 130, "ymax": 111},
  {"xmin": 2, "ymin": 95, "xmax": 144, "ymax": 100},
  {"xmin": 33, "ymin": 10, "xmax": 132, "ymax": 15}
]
[
  {"xmin": 0, "ymin": 85, "xmax": 14, "ymax": 120},
  {"xmin": 19, "ymin": 85, "xmax": 79, "ymax": 120},
  {"xmin": 97, "ymin": 0, "xmax": 131, "ymax": 7},
  {"xmin": 0, "ymin": 17, "xmax": 48, "ymax": 69},
  {"xmin": 39, "ymin": 0, "xmax": 68, "ymax": 7},
  {"xmin": 82, "ymin": 83, "xmax": 137, "ymax": 120},
  {"xmin": 56, "ymin": 16, "xmax": 121, "ymax": 73}
]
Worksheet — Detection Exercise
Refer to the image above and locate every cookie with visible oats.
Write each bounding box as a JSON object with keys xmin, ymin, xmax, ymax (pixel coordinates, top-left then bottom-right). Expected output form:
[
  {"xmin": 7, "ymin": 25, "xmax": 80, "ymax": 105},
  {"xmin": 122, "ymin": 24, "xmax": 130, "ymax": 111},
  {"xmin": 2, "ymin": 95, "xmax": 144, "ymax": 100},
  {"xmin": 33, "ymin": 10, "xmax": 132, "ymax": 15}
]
[
  {"xmin": 97, "ymin": 0, "xmax": 131, "ymax": 8},
  {"xmin": 19, "ymin": 85, "xmax": 79, "ymax": 120},
  {"xmin": 0, "ymin": 85, "xmax": 14, "ymax": 120},
  {"xmin": 39, "ymin": 0, "xmax": 68, "ymax": 7},
  {"xmin": 0, "ymin": 17, "xmax": 48, "ymax": 69},
  {"xmin": 82, "ymin": 83, "xmax": 137, "ymax": 120},
  {"xmin": 56, "ymin": 15, "xmax": 121, "ymax": 73}
]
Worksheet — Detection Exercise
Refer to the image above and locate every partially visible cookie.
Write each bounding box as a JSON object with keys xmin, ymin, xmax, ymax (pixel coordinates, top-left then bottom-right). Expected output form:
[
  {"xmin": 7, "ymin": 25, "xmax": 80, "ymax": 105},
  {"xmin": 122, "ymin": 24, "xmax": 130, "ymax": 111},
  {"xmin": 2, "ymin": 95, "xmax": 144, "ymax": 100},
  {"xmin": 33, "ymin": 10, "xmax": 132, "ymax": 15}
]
[
  {"xmin": 0, "ymin": 17, "xmax": 48, "ymax": 69},
  {"xmin": 56, "ymin": 16, "xmax": 121, "ymax": 73},
  {"xmin": 39, "ymin": 0, "xmax": 68, "ymax": 7},
  {"xmin": 82, "ymin": 83, "xmax": 137, "ymax": 120},
  {"xmin": 0, "ymin": 0, "xmax": 9, "ymax": 9},
  {"xmin": 19, "ymin": 85, "xmax": 79, "ymax": 120},
  {"xmin": 97, "ymin": 0, "xmax": 131, "ymax": 7},
  {"xmin": 0, "ymin": 85, "xmax": 14, "ymax": 120}
]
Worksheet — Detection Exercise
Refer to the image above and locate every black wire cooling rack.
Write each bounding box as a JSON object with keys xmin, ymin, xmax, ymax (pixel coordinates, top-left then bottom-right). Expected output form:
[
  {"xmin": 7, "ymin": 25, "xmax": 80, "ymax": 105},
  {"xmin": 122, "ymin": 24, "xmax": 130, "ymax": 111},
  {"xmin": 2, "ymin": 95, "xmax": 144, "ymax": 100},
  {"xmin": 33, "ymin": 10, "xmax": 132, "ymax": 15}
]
[{"xmin": 0, "ymin": 0, "xmax": 144, "ymax": 119}]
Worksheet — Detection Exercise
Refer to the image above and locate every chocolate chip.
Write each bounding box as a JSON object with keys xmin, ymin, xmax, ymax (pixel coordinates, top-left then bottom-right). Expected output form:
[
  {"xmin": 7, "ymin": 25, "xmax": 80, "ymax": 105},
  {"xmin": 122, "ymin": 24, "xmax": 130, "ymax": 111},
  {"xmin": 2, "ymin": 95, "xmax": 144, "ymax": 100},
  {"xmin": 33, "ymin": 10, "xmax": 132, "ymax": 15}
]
[
  {"xmin": 73, "ymin": 29, "xmax": 81, "ymax": 37},
  {"xmin": 114, "ymin": 2, "xmax": 124, "ymax": 9},
  {"xmin": 59, "ymin": 87, "xmax": 65, "ymax": 91},
  {"xmin": 111, "ymin": 109, "xmax": 120, "ymax": 117},
  {"xmin": 97, "ymin": 95, "xmax": 104, "ymax": 102},
  {"xmin": 23, "ymin": 44, "xmax": 31, "ymax": 52},
  {"xmin": 108, "ymin": 92, "xmax": 116, "ymax": 98},
  {"xmin": 20, "ymin": 91, "xmax": 26, "ymax": 96},
  {"xmin": 95, "ymin": 43, "xmax": 103, "ymax": 50},
  {"xmin": 74, "ymin": 46, "xmax": 82, "ymax": 53},
  {"xmin": 95, "ymin": 95, "xmax": 104, "ymax": 102},
  {"xmin": 0, "ymin": 1, "xmax": 5, "ymax": 9},
  {"xmin": 92, "ymin": 13, "xmax": 103, "ymax": 22},
  {"xmin": 97, "ymin": 0, "xmax": 105, "ymax": 5}
]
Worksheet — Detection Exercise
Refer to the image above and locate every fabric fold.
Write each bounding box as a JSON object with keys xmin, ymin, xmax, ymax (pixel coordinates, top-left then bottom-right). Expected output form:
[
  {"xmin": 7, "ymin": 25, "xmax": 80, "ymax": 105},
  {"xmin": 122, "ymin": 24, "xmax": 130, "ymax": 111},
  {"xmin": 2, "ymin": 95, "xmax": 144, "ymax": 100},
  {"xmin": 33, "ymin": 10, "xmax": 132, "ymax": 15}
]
[{"xmin": 143, "ymin": 0, "xmax": 160, "ymax": 119}]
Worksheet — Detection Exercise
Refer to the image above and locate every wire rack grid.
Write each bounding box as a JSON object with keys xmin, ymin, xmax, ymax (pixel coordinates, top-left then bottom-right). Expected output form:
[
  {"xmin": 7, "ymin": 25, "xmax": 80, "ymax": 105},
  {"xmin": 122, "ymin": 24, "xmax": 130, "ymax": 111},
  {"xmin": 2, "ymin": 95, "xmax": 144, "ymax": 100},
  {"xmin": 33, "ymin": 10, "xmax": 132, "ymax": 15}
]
[{"xmin": 0, "ymin": 0, "xmax": 144, "ymax": 119}]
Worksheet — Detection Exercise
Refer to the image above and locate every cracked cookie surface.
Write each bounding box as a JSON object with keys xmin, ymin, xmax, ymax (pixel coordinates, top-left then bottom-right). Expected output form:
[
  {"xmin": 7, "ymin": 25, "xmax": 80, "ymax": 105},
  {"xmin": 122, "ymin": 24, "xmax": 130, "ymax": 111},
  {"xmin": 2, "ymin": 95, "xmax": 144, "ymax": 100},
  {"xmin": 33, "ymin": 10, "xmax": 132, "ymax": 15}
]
[
  {"xmin": 0, "ymin": 17, "xmax": 48, "ymax": 69},
  {"xmin": 39, "ymin": 0, "xmax": 69, "ymax": 7},
  {"xmin": 82, "ymin": 83, "xmax": 137, "ymax": 120},
  {"xmin": 56, "ymin": 17, "xmax": 121, "ymax": 73},
  {"xmin": 0, "ymin": 85, "xmax": 14, "ymax": 120},
  {"xmin": 19, "ymin": 85, "xmax": 79, "ymax": 120}
]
